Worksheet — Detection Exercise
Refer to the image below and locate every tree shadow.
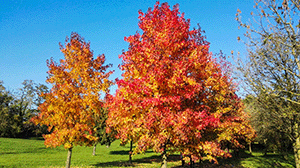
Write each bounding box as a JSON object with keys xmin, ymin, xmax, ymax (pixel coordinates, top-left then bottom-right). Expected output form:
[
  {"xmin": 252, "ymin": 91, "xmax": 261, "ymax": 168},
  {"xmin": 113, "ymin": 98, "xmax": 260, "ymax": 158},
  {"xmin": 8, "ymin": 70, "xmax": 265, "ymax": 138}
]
[
  {"xmin": 93, "ymin": 150, "xmax": 295, "ymax": 168},
  {"xmin": 171, "ymin": 150, "xmax": 251, "ymax": 168},
  {"xmin": 0, "ymin": 147, "xmax": 49, "ymax": 155},
  {"xmin": 28, "ymin": 137, "xmax": 45, "ymax": 141},
  {"xmin": 93, "ymin": 154, "xmax": 181, "ymax": 167},
  {"xmin": 109, "ymin": 150, "xmax": 154, "ymax": 155},
  {"xmin": 171, "ymin": 151, "xmax": 295, "ymax": 168}
]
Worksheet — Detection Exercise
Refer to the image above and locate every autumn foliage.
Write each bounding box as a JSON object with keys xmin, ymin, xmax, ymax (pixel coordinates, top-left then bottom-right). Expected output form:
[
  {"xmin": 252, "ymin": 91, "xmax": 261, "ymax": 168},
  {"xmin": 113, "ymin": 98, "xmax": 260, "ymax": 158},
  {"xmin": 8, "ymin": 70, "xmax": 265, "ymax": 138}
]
[
  {"xmin": 32, "ymin": 33, "xmax": 113, "ymax": 149},
  {"xmin": 106, "ymin": 2, "xmax": 255, "ymax": 163}
]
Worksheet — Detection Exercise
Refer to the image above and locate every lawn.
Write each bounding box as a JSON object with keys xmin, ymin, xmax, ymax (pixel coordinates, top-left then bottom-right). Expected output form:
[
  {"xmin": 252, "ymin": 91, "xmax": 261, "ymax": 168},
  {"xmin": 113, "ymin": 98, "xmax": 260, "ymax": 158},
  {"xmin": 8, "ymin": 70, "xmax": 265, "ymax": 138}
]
[{"xmin": 0, "ymin": 137, "xmax": 296, "ymax": 168}]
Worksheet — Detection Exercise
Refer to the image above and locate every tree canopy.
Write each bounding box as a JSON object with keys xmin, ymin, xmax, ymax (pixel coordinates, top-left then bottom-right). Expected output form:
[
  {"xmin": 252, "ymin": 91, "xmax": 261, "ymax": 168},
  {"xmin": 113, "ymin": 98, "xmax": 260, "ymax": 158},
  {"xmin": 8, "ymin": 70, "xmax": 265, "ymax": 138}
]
[
  {"xmin": 107, "ymin": 2, "xmax": 255, "ymax": 165},
  {"xmin": 32, "ymin": 33, "xmax": 113, "ymax": 168}
]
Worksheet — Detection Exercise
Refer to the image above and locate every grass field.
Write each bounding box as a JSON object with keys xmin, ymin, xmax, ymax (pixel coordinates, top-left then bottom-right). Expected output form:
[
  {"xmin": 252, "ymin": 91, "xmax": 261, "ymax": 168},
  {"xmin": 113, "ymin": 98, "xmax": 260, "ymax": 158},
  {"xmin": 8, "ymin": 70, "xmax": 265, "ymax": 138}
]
[{"xmin": 0, "ymin": 137, "xmax": 296, "ymax": 168}]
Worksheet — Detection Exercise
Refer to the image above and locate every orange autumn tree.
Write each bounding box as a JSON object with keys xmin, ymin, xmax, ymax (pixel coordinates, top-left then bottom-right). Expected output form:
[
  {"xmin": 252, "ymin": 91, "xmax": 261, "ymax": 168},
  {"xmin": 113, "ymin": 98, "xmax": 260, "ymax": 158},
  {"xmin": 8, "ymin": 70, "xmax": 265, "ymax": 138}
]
[
  {"xmin": 32, "ymin": 33, "xmax": 113, "ymax": 168},
  {"xmin": 106, "ymin": 2, "xmax": 255, "ymax": 167}
]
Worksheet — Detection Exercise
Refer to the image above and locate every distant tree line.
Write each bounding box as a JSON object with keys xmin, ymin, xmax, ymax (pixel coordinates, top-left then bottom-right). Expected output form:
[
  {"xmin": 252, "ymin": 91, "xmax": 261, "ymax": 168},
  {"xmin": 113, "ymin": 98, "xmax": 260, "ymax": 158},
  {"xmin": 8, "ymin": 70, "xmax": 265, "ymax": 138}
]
[
  {"xmin": 236, "ymin": 0, "xmax": 300, "ymax": 165},
  {"xmin": 0, "ymin": 80, "xmax": 49, "ymax": 138}
]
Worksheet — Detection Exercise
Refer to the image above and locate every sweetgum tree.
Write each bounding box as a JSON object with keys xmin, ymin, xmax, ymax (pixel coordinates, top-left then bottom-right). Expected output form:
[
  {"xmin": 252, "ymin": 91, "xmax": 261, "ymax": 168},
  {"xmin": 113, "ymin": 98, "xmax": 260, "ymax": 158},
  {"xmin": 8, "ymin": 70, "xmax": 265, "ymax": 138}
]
[
  {"xmin": 106, "ymin": 2, "xmax": 255, "ymax": 167},
  {"xmin": 33, "ymin": 33, "xmax": 113, "ymax": 168}
]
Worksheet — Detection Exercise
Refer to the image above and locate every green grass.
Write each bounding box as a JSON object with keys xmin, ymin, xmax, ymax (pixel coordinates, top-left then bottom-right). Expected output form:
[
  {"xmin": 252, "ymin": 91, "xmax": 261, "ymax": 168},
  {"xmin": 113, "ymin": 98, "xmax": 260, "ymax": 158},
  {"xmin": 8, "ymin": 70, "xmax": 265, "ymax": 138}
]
[
  {"xmin": 240, "ymin": 152, "xmax": 295, "ymax": 168},
  {"xmin": 0, "ymin": 138, "xmax": 179, "ymax": 168},
  {"xmin": 0, "ymin": 137, "xmax": 296, "ymax": 168}
]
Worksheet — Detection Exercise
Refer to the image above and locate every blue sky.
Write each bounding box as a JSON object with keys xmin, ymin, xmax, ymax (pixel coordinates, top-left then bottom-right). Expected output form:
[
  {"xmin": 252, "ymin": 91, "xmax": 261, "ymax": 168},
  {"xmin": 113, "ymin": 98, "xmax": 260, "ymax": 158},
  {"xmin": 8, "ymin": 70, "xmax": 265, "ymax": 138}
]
[{"xmin": 0, "ymin": 0, "xmax": 253, "ymax": 92}]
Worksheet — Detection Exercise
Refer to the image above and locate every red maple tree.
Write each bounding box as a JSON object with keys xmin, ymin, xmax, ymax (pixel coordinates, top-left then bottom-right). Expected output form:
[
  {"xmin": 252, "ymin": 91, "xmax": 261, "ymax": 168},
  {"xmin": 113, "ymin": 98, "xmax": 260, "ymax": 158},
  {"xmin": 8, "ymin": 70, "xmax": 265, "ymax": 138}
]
[{"xmin": 106, "ymin": 2, "xmax": 255, "ymax": 166}]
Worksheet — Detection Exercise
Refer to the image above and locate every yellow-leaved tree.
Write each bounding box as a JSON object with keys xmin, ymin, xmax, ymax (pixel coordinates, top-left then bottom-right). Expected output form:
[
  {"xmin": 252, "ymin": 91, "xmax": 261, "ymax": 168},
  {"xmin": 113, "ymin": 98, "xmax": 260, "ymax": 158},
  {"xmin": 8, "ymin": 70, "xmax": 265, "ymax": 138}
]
[{"xmin": 32, "ymin": 32, "xmax": 113, "ymax": 168}]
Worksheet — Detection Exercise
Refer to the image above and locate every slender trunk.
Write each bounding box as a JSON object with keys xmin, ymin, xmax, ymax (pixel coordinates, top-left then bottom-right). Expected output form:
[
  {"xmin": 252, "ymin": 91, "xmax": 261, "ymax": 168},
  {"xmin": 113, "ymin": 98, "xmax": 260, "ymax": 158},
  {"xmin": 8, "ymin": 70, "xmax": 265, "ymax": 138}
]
[
  {"xmin": 249, "ymin": 142, "xmax": 252, "ymax": 154},
  {"xmin": 263, "ymin": 139, "xmax": 267, "ymax": 156},
  {"xmin": 161, "ymin": 146, "xmax": 167, "ymax": 168},
  {"xmin": 129, "ymin": 140, "xmax": 133, "ymax": 164},
  {"xmin": 93, "ymin": 144, "xmax": 96, "ymax": 156},
  {"xmin": 180, "ymin": 153, "xmax": 185, "ymax": 167},
  {"xmin": 294, "ymin": 123, "xmax": 300, "ymax": 168},
  {"xmin": 281, "ymin": 136, "xmax": 288, "ymax": 160},
  {"xmin": 189, "ymin": 155, "xmax": 194, "ymax": 168},
  {"xmin": 66, "ymin": 147, "xmax": 72, "ymax": 168},
  {"xmin": 294, "ymin": 137, "xmax": 300, "ymax": 168}
]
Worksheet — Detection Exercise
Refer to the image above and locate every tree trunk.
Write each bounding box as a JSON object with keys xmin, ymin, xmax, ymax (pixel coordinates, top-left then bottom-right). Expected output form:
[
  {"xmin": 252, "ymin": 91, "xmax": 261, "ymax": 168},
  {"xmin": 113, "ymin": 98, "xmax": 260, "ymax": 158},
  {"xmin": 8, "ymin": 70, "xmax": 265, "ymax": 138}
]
[
  {"xmin": 93, "ymin": 144, "xmax": 96, "ymax": 156},
  {"xmin": 161, "ymin": 147, "xmax": 167, "ymax": 168},
  {"xmin": 281, "ymin": 135, "xmax": 288, "ymax": 160},
  {"xmin": 294, "ymin": 138, "xmax": 300, "ymax": 168},
  {"xmin": 294, "ymin": 123, "xmax": 300, "ymax": 168},
  {"xmin": 189, "ymin": 155, "xmax": 194, "ymax": 168},
  {"xmin": 180, "ymin": 153, "xmax": 185, "ymax": 167},
  {"xmin": 66, "ymin": 147, "xmax": 72, "ymax": 168},
  {"xmin": 249, "ymin": 142, "xmax": 252, "ymax": 154},
  {"xmin": 263, "ymin": 139, "xmax": 267, "ymax": 156},
  {"xmin": 129, "ymin": 140, "xmax": 133, "ymax": 164}
]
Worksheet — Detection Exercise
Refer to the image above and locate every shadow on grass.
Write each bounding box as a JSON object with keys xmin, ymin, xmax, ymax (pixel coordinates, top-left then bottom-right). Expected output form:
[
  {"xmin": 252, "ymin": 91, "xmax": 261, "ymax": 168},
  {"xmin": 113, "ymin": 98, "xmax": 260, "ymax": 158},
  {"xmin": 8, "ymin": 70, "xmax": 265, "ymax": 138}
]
[
  {"xmin": 0, "ymin": 147, "xmax": 49, "ymax": 155},
  {"xmin": 93, "ymin": 154, "xmax": 181, "ymax": 167},
  {"xmin": 28, "ymin": 137, "xmax": 45, "ymax": 141},
  {"xmin": 93, "ymin": 150, "xmax": 295, "ymax": 168},
  {"xmin": 109, "ymin": 150, "xmax": 154, "ymax": 155},
  {"xmin": 170, "ymin": 151, "xmax": 251, "ymax": 168},
  {"xmin": 171, "ymin": 151, "xmax": 294, "ymax": 168},
  {"xmin": 0, "ymin": 145, "xmax": 65, "ymax": 155}
]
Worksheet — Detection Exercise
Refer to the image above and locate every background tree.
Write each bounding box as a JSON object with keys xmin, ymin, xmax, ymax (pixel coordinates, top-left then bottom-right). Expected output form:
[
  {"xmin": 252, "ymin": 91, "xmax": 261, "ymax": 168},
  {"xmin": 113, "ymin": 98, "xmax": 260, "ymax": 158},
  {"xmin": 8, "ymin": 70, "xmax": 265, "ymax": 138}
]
[
  {"xmin": 244, "ymin": 95, "xmax": 293, "ymax": 156},
  {"xmin": 107, "ymin": 2, "xmax": 255, "ymax": 167},
  {"xmin": 92, "ymin": 106, "xmax": 116, "ymax": 156},
  {"xmin": 236, "ymin": 0, "xmax": 300, "ymax": 167},
  {"xmin": 0, "ymin": 81, "xmax": 15, "ymax": 137},
  {"xmin": 12, "ymin": 80, "xmax": 48, "ymax": 137},
  {"xmin": 32, "ymin": 33, "xmax": 113, "ymax": 168},
  {"xmin": 0, "ymin": 80, "xmax": 48, "ymax": 138}
]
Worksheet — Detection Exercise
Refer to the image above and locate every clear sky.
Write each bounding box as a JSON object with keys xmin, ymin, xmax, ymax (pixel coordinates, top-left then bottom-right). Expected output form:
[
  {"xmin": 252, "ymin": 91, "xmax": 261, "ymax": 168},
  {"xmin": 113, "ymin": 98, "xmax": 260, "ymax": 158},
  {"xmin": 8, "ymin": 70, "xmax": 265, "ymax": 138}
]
[{"xmin": 0, "ymin": 0, "xmax": 253, "ymax": 92}]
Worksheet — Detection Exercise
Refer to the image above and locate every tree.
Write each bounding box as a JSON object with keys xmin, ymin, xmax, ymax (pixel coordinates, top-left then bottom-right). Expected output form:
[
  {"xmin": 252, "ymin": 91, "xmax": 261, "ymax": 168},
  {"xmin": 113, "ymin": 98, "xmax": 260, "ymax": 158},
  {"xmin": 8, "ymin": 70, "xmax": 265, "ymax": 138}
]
[
  {"xmin": 0, "ymin": 80, "xmax": 48, "ymax": 138},
  {"xmin": 107, "ymin": 2, "xmax": 255, "ymax": 166},
  {"xmin": 0, "ymin": 81, "xmax": 15, "ymax": 137},
  {"xmin": 12, "ymin": 80, "xmax": 49, "ymax": 138},
  {"xmin": 236, "ymin": 0, "xmax": 300, "ymax": 167},
  {"xmin": 92, "ymin": 106, "xmax": 116, "ymax": 156},
  {"xmin": 32, "ymin": 33, "xmax": 113, "ymax": 168},
  {"xmin": 244, "ymin": 95, "xmax": 294, "ymax": 155}
]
